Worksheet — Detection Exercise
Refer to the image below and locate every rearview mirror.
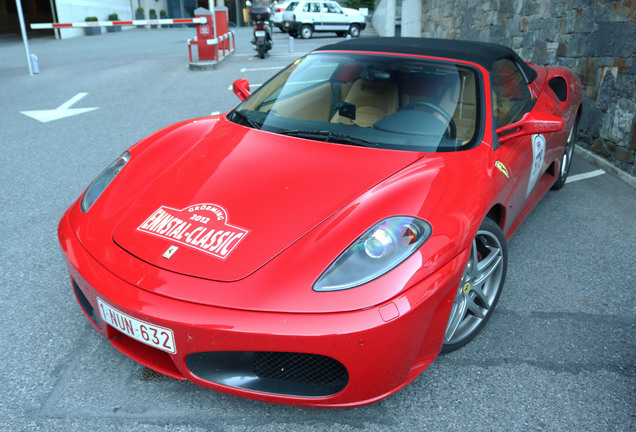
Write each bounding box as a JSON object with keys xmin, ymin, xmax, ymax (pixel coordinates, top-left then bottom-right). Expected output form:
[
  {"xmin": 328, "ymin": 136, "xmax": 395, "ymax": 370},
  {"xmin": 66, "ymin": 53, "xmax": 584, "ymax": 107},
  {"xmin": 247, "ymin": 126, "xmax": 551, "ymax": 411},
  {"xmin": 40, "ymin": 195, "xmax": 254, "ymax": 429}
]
[
  {"xmin": 496, "ymin": 112, "xmax": 564, "ymax": 144},
  {"xmin": 232, "ymin": 78, "xmax": 250, "ymax": 101}
]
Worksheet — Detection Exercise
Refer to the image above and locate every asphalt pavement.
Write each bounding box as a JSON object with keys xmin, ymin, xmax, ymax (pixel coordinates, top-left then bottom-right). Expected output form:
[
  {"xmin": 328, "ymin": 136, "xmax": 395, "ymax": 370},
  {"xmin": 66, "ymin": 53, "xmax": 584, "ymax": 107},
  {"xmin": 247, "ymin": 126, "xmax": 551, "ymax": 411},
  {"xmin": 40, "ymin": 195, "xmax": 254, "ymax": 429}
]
[{"xmin": 0, "ymin": 25, "xmax": 634, "ymax": 431}]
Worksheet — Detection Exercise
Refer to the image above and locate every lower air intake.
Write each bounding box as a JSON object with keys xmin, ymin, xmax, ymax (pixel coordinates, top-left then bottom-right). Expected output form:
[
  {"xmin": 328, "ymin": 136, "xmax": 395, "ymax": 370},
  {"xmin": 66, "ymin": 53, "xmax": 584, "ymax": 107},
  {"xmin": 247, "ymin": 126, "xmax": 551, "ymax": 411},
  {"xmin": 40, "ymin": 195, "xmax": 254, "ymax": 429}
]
[{"xmin": 186, "ymin": 351, "xmax": 348, "ymax": 397}]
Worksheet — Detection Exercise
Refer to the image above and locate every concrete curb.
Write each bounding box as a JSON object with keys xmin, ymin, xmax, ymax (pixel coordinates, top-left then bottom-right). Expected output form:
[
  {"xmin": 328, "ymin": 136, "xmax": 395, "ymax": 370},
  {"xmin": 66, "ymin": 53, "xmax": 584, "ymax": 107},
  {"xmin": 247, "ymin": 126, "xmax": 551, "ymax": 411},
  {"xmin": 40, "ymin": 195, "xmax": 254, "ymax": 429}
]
[
  {"xmin": 189, "ymin": 51, "xmax": 234, "ymax": 70},
  {"xmin": 574, "ymin": 145, "xmax": 636, "ymax": 189}
]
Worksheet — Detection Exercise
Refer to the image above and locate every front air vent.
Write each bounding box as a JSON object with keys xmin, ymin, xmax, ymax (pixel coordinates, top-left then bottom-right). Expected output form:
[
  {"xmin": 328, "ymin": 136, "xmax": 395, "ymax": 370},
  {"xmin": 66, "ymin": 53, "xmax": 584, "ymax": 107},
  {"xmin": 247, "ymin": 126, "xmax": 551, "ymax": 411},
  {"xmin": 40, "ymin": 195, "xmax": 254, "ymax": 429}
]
[{"xmin": 548, "ymin": 76, "xmax": 568, "ymax": 102}]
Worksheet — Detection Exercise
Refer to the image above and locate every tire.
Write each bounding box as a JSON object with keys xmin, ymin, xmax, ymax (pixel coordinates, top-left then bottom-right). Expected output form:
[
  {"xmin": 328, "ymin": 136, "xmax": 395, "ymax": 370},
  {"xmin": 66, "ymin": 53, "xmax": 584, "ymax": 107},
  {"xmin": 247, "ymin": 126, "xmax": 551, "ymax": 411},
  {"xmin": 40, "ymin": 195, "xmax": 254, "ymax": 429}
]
[
  {"xmin": 552, "ymin": 114, "xmax": 579, "ymax": 190},
  {"xmin": 288, "ymin": 30, "xmax": 298, "ymax": 38},
  {"xmin": 348, "ymin": 24, "xmax": 361, "ymax": 37},
  {"xmin": 257, "ymin": 44, "xmax": 265, "ymax": 59},
  {"xmin": 300, "ymin": 24, "xmax": 313, "ymax": 39},
  {"xmin": 441, "ymin": 218, "xmax": 507, "ymax": 353}
]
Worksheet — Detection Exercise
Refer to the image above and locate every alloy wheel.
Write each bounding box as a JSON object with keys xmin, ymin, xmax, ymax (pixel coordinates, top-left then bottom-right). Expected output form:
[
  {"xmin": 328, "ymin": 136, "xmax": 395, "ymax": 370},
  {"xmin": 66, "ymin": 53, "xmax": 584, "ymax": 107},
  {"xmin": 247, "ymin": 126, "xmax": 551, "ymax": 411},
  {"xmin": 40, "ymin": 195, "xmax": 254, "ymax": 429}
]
[{"xmin": 443, "ymin": 219, "xmax": 506, "ymax": 352}]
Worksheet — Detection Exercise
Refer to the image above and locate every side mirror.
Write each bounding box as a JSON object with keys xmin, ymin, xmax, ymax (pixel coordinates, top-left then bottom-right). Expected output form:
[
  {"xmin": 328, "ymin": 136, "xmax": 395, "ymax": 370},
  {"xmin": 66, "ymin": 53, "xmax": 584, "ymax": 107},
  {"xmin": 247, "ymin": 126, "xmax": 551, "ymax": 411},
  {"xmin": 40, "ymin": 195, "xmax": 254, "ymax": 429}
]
[
  {"xmin": 496, "ymin": 112, "xmax": 564, "ymax": 144},
  {"xmin": 232, "ymin": 78, "xmax": 250, "ymax": 101}
]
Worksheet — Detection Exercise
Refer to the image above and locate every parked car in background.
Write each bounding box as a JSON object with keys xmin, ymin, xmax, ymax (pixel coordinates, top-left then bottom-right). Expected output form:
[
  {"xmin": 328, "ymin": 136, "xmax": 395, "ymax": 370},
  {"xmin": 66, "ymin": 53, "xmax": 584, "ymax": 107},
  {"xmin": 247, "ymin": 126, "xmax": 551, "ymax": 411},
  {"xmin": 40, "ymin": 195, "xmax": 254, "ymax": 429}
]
[
  {"xmin": 282, "ymin": 0, "xmax": 366, "ymax": 38},
  {"xmin": 271, "ymin": 1, "xmax": 292, "ymax": 31}
]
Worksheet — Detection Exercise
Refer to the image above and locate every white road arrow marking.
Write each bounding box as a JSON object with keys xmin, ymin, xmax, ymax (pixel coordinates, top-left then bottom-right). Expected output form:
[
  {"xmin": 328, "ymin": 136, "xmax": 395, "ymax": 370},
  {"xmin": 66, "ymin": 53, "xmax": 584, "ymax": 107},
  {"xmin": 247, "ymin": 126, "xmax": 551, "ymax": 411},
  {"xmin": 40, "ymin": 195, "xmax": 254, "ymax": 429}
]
[
  {"xmin": 240, "ymin": 66, "xmax": 283, "ymax": 72},
  {"xmin": 21, "ymin": 92, "xmax": 98, "ymax": 123}
]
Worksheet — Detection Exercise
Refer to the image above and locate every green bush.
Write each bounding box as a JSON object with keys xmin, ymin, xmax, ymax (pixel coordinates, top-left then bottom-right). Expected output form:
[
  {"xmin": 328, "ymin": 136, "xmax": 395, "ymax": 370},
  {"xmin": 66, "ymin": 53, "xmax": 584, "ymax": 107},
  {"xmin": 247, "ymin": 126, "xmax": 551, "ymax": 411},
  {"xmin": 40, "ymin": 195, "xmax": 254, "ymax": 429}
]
[
  {"xmin": 343, "ymin": 0, "xmax": 374, "ymax": 10},
  {"xmin": 108, "ymin": 13, "xmax": 119, "ymax": 21},
  {"xmin": 136, "ymin": 7, "xmax": 144, "ymax": 13},
  {"xmin": 85, "ymin": 16, "xmax": 98, "ymax": 22}
]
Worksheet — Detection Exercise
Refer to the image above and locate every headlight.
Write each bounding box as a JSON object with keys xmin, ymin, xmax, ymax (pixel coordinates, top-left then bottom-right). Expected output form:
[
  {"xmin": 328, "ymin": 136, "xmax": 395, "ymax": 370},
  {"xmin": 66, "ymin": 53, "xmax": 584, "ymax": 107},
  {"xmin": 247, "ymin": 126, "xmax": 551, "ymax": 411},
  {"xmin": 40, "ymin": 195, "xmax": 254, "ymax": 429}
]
[
  {"xmin": 313, "ymin": 217, "xmax": 432, "ymax": 292},
  {"xmin": 80, "ymin": 152, "xmax": 130, "ymax": 213}
]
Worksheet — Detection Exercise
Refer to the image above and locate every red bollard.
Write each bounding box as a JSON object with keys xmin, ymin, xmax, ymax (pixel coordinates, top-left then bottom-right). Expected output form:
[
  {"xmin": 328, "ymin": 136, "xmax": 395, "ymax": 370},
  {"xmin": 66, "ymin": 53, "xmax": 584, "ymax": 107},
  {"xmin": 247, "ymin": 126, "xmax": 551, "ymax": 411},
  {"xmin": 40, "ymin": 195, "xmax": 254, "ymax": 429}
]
[
  {"xmin": 215, "ymin": 6, "xmax": 229, "ymax": 53},
  {"xmin": 194, "ymin": 7, "xmax": 216, "ymax": 61}
]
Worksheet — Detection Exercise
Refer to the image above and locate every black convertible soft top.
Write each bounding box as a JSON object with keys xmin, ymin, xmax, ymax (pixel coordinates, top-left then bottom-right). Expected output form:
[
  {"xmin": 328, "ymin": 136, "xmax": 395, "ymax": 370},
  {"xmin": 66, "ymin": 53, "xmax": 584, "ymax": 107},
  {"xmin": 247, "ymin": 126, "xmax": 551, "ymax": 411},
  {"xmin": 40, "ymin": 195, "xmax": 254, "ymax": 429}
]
[{"xmin": 315, "ymin": 37, "xmax": 538, "ymax": 83}]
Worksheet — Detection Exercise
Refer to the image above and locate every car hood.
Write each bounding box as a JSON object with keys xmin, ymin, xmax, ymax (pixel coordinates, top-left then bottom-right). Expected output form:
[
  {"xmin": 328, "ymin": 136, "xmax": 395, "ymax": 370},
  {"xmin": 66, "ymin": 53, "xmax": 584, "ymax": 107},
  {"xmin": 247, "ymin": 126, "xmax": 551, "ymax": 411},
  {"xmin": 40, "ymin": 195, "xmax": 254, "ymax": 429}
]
[
  {"xmin": 112, "ymin": 117, "xmax": 425, "ymax": 282},
  {"xmin": 343, "ymin": 7, "xmax": 361, "ymax": 15}
]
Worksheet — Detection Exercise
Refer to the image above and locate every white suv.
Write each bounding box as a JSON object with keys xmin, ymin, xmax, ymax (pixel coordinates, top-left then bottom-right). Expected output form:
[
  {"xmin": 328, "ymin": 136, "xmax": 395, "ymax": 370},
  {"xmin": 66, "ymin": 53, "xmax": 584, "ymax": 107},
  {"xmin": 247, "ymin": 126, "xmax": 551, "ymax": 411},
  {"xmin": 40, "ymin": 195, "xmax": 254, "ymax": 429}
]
[
  {"xmin": 271, "ymin": 1, "xmax": 292, "ymax": 32},
  {"xmin": 282, "ymin": 1, "xmax": 366, "ymax": 39}
]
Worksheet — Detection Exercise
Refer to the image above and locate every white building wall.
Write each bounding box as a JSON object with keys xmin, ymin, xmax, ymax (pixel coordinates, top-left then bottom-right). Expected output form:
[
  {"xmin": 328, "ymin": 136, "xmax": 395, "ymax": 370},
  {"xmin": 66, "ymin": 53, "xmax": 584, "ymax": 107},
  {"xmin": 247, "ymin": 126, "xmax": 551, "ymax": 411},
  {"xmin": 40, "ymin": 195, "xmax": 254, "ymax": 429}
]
[
  {"xmin": 372, "ymin": 0, "xmax": 421, "ymax": 37},
  {"xmin": 400, "ymin": 0, "xmax": 421, "ymax": 37},
  {"xmin": 135, "ymin": 0, "xmax": 170, "ymax": 18},
  {"xmin": 372, "ymin": 0, "xmax": 395, "ymax": 37},
  {"xmin": 55, "ymin": 0, "xmax": 167, "ymax": 39}
]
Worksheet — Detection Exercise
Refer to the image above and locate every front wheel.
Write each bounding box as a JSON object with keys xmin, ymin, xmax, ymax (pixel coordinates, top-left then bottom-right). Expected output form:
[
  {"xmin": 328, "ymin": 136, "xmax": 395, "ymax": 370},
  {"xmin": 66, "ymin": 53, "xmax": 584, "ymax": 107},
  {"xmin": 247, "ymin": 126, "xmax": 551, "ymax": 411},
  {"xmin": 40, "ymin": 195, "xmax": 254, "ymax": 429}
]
[
  {"xmin": 300, "ymin": 24, "xmax": 313, "ymax": 39},
  {"xmin": 348, "ymin": 24, "xmax": 361, "ymax": 37},
  {"xmin": 552, "ymin": 115, "xmax": 579, "ymax": 190},
  {"xmin": 442, "ymin": 218, "xmax": 507, "ymax": 353}
]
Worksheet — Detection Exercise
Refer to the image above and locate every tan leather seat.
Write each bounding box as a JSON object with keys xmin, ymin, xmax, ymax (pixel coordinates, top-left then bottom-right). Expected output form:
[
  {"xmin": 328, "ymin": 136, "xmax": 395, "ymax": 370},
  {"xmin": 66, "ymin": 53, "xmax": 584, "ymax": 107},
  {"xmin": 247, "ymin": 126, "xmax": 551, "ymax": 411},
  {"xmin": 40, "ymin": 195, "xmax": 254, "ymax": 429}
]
[
  {"xmin": 331, "ymin": 78, "xmax": 399, "ymax": 127},
  {"xmin": 452, "ymin": 72, "xmax": 477, "ymax": 144}
]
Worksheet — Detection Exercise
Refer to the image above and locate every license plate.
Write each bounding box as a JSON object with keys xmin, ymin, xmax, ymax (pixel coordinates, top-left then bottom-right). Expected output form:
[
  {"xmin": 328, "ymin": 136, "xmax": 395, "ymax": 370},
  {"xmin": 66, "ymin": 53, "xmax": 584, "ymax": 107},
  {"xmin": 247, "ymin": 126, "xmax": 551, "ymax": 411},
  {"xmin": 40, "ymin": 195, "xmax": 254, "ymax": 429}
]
[
  {"xmin": 97, "ymin": 298, "xmax": 176, "ymax": 354},
  {"xmin": 255, "ymin": 30, "xmax": 266, "ymax": 37}
]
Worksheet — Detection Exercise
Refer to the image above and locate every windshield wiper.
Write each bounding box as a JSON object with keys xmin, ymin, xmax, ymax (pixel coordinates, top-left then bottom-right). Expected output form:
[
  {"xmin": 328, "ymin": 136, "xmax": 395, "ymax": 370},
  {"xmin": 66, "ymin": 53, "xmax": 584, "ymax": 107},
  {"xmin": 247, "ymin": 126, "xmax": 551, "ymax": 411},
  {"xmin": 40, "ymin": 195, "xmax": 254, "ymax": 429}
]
[
  {"xmin": 279, "ymin": 130, "xmax": 379, "ymax": 147},
  {"xmin": 231, "ymin": 110, "xmax": 262, "ymax": 130}
]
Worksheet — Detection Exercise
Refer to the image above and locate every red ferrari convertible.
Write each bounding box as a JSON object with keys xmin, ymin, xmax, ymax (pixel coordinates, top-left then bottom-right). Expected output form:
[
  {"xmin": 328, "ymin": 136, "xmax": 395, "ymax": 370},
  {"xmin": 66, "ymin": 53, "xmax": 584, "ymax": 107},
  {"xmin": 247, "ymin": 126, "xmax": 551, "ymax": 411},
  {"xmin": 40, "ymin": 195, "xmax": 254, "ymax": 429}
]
[{"xmin": 58, "ymin": 37, "xmax": 582, "ymax": 407}]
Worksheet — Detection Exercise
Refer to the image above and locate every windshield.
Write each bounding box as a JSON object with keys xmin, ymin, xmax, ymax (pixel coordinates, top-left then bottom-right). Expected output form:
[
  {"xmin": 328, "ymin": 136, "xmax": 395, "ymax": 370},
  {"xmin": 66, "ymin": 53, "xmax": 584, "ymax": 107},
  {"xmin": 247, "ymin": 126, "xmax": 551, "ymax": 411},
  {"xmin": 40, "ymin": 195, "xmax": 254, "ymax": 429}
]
[{"xmin": 229, "ymin": 52, "xmax": 481, "ymax": 152}]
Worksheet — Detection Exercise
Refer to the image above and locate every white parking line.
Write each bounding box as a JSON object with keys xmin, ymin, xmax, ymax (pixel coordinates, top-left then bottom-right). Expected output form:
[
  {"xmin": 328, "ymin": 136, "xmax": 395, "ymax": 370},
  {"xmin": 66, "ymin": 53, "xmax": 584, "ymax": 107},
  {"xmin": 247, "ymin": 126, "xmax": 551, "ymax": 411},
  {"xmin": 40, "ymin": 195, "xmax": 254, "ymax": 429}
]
[
  {"xmin": 235, "ymin": 53, "xmax": 300, "ymax": 59},
  {"xmin": 227, "ymin": 83, "xmax": 263, "ymax": 91},
  {"xmin": 240, "ymin": 66, "xmax": 283, "ymax": 72},
  {"xmin": 566, "ymin": 169, "xmax": 605, "ymax": 184}
]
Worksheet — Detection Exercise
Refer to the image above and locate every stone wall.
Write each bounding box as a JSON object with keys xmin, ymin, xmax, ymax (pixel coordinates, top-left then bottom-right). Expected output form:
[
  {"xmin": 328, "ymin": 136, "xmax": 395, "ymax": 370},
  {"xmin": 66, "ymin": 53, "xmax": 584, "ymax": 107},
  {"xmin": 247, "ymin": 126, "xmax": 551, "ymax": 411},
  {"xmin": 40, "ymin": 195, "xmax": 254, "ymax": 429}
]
[{"xmin": 420, "ymin": 0, "xmax": 636, "ymax": 177}]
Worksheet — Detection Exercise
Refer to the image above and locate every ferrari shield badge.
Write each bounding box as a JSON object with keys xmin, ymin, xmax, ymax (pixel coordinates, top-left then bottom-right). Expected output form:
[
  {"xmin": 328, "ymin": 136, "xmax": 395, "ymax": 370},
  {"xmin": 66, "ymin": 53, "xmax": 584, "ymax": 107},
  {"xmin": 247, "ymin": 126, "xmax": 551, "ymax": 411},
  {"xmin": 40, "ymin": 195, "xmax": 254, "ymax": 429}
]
[
  {"xmin": 162, "ymin": 245, "xmax": 179, "ymax": 259},
  {"xmin": 495, "ymin": 161, "xmax": 509, "ymax": 179},
  {"xmin": 138, "ymin": 203, "xmax": 249, "ymax": 260}
]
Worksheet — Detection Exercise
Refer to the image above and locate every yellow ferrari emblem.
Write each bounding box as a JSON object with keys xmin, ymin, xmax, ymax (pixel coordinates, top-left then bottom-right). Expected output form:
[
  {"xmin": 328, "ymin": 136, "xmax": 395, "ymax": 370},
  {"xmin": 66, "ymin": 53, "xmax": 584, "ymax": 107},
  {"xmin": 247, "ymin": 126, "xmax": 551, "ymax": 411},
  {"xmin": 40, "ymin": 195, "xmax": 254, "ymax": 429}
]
[
  {"xmin": 495, "ymin": 161, "xmax": 510, "ymax": 179},
  {"xmin": 462, "ymin": 282, "xmax": 471, "ymax": 294}
]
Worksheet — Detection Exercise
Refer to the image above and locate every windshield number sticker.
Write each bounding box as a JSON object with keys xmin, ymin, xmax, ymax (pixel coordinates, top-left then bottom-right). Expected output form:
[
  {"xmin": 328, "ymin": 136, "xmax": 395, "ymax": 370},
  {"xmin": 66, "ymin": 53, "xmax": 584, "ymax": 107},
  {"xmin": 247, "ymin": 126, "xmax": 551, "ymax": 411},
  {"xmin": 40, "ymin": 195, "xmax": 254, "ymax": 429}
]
[{"xmin": 526, "ymin": 134, "xmax": 546, "ymax": 198}]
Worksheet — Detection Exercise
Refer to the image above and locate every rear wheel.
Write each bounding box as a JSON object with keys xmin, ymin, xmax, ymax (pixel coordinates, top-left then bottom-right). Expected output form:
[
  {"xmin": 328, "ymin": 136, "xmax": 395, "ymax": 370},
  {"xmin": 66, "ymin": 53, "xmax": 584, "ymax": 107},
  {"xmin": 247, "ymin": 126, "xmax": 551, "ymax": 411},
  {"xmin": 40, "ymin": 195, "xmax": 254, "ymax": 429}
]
[
  {"xmin": 257, "ymin": 45, "xmax": 265, "ymax": 59},
  {"xmin": 552, "ymin": 115, "xmax": 579, "ymax": 190},
  {"xmin": 348, "ymin": 24, "xmax": 361, "ymax": 37},
  {"xmin": 300, "ymin": 24, "xmax": 313, "ymax": 39},
  {"xmin": 442, "ymin": 218, "xmax": 507, "ymax": 353}
]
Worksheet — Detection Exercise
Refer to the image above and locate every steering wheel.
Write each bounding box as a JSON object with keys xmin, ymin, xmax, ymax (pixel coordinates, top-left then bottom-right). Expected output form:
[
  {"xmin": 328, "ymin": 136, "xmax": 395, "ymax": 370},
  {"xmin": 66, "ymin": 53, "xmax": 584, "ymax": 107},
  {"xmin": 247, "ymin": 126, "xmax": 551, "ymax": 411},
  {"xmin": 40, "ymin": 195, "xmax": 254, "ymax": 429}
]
[{"xmin": 399, "ymin": 101, "xmax": 457, "ymax": 139}]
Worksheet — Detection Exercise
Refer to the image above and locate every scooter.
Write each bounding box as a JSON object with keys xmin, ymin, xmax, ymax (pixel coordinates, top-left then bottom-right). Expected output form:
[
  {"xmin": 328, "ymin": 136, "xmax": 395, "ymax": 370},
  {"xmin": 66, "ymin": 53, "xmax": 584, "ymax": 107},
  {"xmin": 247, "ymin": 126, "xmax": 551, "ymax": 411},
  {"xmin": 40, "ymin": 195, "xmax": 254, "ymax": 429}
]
[{"xmin": 249, "ymin": 6, "xmax": 273, "ymax": 59}]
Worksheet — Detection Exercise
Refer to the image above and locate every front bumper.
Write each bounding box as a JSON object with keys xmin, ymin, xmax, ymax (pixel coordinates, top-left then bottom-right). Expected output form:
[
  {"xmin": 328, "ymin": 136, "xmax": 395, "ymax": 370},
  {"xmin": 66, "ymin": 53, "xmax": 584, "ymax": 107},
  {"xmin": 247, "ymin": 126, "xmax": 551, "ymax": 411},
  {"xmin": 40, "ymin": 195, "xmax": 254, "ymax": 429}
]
[
  {"xmin": 58, "ymin": 208, "xmax": 466, "ymax": 407},
  {"xmin": 283, "ymin": 20, "xmax": 302, "ymax": 32}
]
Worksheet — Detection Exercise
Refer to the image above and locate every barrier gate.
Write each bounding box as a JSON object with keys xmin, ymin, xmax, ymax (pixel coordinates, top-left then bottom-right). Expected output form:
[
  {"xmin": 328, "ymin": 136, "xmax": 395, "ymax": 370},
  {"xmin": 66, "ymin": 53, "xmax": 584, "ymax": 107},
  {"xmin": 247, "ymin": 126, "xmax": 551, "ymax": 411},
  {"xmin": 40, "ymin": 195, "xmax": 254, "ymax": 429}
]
[{"xmin": 30, "ymin": 11, "xmax": 235, "ymax": 67}]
